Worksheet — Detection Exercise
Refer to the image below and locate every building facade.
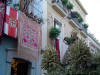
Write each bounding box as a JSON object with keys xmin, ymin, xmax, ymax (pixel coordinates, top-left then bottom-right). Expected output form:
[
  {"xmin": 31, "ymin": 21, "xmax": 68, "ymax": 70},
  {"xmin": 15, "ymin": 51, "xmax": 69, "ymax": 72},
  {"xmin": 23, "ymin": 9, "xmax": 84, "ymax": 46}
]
[
  {"xmin": 88, "ymin": 33, "xmax": 100, "ymax": 54},
  {"xmin": 45, "ymin": 0, "xmax": 88, "ymax": 62}
]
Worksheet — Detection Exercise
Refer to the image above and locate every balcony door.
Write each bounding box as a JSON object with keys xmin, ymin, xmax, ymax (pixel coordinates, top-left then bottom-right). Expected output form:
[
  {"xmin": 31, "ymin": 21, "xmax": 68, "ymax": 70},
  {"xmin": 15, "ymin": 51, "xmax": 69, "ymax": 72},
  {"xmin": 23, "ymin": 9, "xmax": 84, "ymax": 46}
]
[{"xmin": 54, "ymin": 19, "xmax": 62, "ymax": 59}]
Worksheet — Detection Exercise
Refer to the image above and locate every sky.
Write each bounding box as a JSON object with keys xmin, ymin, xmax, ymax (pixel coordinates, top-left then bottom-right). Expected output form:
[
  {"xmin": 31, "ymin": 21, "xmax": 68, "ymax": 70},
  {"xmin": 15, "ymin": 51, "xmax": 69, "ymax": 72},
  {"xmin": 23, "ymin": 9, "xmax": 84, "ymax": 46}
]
[{"xmin": 80, "ymin": 0, "xmax": 100, "ymax": 41}]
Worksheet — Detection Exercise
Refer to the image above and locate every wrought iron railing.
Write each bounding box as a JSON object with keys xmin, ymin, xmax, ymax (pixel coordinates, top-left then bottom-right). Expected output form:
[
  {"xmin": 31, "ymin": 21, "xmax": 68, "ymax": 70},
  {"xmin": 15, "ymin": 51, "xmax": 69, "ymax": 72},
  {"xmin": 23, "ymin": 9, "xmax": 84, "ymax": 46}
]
[
  {"xmin": 71, "ymin": 18, "xmax": 82, "ymax": 28},
  {"xmin": 70, "ymin": 12, "xmax": 87, "ymax": 34},
  {"xmin": 81, "ymin": 25, "xmax": 87, "ymax": 34},
  {"xmin": 53, "ymin": 0, "xmax": 68, "ymax": 13}
]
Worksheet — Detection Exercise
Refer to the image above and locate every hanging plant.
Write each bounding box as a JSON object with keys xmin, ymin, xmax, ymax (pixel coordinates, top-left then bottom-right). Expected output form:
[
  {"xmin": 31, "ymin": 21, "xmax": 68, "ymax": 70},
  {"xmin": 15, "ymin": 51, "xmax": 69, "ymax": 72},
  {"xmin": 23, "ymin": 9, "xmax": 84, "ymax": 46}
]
[
  {"xmin": 62, "ymin": 0, "xmax": 68, "ymax": 5},
  {"xmin": 49, "ymin": 27, "xmax": 60, "ymax": 39},
  {"xmin": 67, "ymin": 2, "xmax": 73, "ymax": 10},
  {"xmin": 83, "ymin": 24, "xmax": 88, "ymax": 28}
]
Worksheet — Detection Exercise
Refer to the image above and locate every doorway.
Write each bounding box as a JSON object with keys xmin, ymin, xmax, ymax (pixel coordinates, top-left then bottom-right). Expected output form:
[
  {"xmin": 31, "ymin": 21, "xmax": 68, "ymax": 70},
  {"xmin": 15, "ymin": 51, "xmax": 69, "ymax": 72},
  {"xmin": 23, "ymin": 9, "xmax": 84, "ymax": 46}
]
[{"xmin": 11, "ymin": 58, "xmax": 31, "ymax": 75}]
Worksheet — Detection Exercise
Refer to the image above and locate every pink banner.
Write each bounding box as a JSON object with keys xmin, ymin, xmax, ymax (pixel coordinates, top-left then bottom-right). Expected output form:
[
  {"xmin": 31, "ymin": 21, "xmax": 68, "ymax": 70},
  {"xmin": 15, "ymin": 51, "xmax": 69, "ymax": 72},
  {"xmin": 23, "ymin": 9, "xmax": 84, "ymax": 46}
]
[
  {"xmin": 18, "ymin": 11, "xmax": 42, "ymax": 61},
  {"xmin": 0, "ymin": 1, "xmax": 5, "ymax": 42}
]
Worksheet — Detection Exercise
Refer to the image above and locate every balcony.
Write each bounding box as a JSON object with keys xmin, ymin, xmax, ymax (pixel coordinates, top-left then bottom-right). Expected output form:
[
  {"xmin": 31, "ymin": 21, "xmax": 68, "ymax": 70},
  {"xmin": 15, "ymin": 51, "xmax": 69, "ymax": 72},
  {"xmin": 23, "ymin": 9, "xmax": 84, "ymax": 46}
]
[
  {"xmin": 80, "ymin": 25, "xmax": 87, "ymax": 38},
  {"xmin": 52, "ymin": 0, "xmax": 67, "ymax": 17},
  {"xmin": 69, "ymin": 12, "xmax": 87, "ymax": 37},
  {"xmin": 69, "ymin": 18, "xmax": 82, "ymax": 31},
  {"xmin": 82, "ymin": 25, "xmax": 87, "ymax": 34}
]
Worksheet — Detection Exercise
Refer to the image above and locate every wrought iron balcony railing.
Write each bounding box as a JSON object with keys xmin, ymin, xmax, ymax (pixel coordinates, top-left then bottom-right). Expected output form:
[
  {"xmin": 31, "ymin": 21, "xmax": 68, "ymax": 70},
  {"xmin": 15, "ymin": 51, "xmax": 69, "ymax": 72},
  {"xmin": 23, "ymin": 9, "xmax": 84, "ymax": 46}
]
[
  {"xmin": 54, "ymin": 0, "xmax": 67, "ymax": 13},
  {"xmin": 70, "ymin": 12, "xmax": 87, "ymax": 34},
  {"xmin": 81, "ymin": 25, "xmax": 87, "ymax": 34},
  {"xmin": 52, "ymin": 0, "xmax": 68, "ymax": 17}
]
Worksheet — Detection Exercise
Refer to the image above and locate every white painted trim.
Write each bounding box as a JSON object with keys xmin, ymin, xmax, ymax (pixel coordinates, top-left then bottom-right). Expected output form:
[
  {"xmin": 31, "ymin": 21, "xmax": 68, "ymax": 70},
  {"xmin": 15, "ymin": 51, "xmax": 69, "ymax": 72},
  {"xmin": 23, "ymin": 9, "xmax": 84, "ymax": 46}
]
[
  {"xmin": 6, "ymin": 6, "xmax": 10, "ymax": 15},
  {"xmin": 4, "ymin": 23, "xmax": 8, "ymax": 35}
]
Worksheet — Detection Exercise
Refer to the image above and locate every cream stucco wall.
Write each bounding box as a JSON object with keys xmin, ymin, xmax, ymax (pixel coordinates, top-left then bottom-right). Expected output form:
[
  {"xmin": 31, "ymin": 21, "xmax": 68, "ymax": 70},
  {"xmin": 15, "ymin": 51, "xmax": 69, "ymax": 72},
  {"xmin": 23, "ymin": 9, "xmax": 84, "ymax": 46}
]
[
  {"xmin": 45, "ymin": 0, "xmax": 88, "ymax": 61},
  {"xmin": 47, "ymin": 1, "xmax": 65, "ymax": 47}
]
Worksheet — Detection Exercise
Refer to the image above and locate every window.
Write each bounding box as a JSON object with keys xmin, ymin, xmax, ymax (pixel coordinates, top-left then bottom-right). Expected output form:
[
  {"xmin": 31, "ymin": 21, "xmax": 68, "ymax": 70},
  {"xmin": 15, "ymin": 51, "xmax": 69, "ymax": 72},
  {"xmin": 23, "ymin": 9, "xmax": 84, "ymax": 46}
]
[{"xmin": 54, "ymin": 19, "xmax": 62, "ymax": 38}]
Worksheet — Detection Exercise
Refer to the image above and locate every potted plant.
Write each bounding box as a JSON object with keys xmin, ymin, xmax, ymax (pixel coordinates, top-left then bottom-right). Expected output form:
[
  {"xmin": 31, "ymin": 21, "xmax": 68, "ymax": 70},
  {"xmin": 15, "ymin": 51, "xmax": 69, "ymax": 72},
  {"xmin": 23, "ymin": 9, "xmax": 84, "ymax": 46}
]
[
  {"xmin": 78, "ymin": 17, "xmax": 83, "ymax": 23},
  {"xmin": 83, "ymin": 24, "xmax": 88, "ymax": 28},
  {"xmin": 49, "ymin": 27, "xmax": 60, "ymax": 39},
  {"xmin": 64, "ymin": 37, "xmax": 72, "ymax": 45},
  {"xmin": 67, "ymin": 2, "xmax": 73, "ymax": 10},
  {"xmin": 62, "ymin": 0, "xmax": 68, "ymax": 5},
  {"xmin": 76, "ymin": 12, "xmax": 83, "ymax": 23}
]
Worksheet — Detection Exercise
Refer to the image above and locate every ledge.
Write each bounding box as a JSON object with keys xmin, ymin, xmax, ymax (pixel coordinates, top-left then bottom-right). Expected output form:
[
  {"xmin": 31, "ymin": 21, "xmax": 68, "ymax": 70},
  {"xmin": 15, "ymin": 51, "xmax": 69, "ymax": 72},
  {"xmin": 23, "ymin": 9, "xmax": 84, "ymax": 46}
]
[
  {"xmin": 69, "ymin": 19, "xmax": 80, "ymax": 29},
  {"xmin": 80, "ymin": 31, "xmax": 87, "ymax": 38},
  {"xmin": 52, "ymin": 2, "xmax": 67, "ymax": 17},
  {"xmin": 69, "ymin": 19, "xmax": 87, "ymax": 38}
]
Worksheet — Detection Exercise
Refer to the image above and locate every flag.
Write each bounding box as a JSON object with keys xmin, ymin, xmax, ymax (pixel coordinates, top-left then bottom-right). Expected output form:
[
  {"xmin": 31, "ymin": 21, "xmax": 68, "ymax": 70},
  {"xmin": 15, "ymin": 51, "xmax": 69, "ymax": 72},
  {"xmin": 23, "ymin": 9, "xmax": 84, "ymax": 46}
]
[
  {"xmin": 56, "ymin": 38, "xmax": 60, "ymax": 59},
  {"xmin": 0, "ymin": 1, "xmax": 5, "ymax": 42},
  {"xmin": 4, "ymin": 6, "xmax": 18, "ymax": 38},
  {"xmin": 18, "ymin": 11, "xmax": 42, "ymax": 61}
]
